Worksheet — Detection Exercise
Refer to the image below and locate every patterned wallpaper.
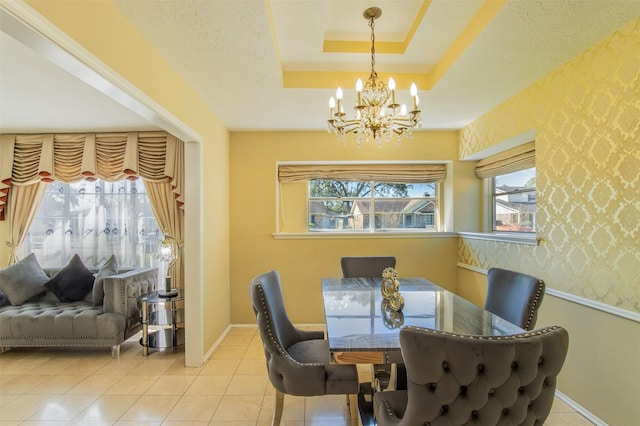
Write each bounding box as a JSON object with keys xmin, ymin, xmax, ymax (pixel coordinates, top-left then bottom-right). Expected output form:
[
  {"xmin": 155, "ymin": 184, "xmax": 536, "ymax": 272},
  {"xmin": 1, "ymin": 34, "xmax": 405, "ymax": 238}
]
[{"xmin": 458, "ymin": 17, "xmax": 639, "ymax": 313}]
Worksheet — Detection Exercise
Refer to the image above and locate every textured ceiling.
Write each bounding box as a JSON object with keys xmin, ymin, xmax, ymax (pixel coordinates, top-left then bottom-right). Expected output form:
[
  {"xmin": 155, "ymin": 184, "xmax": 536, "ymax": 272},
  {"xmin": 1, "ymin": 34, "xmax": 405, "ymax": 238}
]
[{"xmin": 1, "ymin": 0, "xmax": 639, "ymax": 134}]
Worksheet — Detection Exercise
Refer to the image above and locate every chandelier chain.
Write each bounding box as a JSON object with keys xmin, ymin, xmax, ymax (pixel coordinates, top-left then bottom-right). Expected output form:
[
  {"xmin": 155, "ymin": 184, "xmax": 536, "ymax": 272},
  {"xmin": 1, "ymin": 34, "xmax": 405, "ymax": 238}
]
[{"xmin": 370, "ymin": 17, "xmax": 376, "ymax": 79}]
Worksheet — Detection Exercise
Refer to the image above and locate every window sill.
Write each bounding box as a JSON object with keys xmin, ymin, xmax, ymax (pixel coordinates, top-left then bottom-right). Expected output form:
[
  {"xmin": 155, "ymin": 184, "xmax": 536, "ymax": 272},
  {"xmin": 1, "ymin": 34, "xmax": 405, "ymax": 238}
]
[
  {"xmin": 273, "ymin": 231, "xmax": 458, "ymax": 240},
  {"xmin": 457, "ymin": 232, "xmax": 540, "ymax": 246}
]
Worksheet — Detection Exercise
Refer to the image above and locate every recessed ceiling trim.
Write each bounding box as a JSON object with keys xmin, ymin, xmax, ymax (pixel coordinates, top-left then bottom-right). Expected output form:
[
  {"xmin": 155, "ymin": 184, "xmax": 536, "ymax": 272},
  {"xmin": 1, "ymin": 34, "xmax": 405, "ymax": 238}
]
[
  {"xmin": 277, "ymin": 0, "xmax": 506, "ymax": 91},
  {"xmin": 322, "ymin": 0, "xmax": 432, "ymax": 54},
  {"xmin": 427, "ymin": 0, "xmax": 507, "ymax": 88},
  {"xmin": 282, "ymin": 70, "xmax": 428, "ymax": 91},
  {"xmin": 0, "ymin": 0, "xmax": 202, "ymax": 143}
]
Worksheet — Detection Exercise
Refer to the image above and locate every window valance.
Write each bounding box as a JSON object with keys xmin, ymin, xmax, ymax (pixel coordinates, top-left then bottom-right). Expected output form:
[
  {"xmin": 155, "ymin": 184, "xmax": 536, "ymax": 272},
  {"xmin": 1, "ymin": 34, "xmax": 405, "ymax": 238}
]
[
  {"xmin": 0, "ymin": 131, "xmax": 184, "ymax": 220},
  {"xmin": 474, "ymin": 142, "xmax": 535, "ymax": 179},
  {"xmin": 278, "ymin": 163, "xmax": 447, "ymax": 184}
]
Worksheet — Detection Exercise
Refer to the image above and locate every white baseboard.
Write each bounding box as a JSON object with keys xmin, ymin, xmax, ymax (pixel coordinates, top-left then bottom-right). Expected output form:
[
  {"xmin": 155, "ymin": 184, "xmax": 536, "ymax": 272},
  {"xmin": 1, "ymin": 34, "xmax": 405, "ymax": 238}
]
[{"xmin": 555, "ymin": 390, "xmax": 606, "ymax": 426}]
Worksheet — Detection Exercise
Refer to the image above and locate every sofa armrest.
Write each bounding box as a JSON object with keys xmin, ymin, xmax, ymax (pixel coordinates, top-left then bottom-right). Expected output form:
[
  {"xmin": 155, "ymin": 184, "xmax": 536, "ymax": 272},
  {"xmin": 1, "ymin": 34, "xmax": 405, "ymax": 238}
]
[{"xmin": 102, "ymin": 268, "xmax": 159, "ymax": 327}]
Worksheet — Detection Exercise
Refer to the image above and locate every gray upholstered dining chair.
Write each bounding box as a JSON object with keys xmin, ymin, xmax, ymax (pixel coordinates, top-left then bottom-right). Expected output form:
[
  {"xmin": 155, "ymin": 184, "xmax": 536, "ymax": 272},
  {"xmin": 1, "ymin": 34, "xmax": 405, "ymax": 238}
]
[
  {"xmin": 374, "ymin": 325, "xmax": 569, "ymax": 425},
  {"xmin": 341, "ymin": 256, "xmax": 396, "ymax": 278},
  {"xmin": 249, "ymin": 270, "xmax": 359, "ymax": 425},
  {"xmin": 484, "ymin": 267, "xmax": 545, "ymax": 331}
]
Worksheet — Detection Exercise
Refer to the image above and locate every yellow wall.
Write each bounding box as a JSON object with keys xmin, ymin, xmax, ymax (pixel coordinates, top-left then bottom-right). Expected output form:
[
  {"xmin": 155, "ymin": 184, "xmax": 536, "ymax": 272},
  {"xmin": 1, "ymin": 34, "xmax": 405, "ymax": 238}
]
[
  {"xmin": 229, "ymin": 130, "xmax": 477, "ymax": 324},
  {"xmin": 457, "ymin": 17, "xmax": 640, "ymax": 425},
  {"xmin": 23, "ymin": 0, "xmax": 231, "ymax": 357}
]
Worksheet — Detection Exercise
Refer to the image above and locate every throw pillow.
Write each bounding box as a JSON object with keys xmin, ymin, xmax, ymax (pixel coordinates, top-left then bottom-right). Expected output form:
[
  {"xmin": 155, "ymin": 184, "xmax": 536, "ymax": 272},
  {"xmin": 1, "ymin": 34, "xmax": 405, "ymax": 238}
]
[
  {"xmin": 0, "ymin": 289, "xmax": 11, "ymax": 307},
  {"xmin": 0, "ymin": 253, "xmax": 49, "ymax": 305},
  {"xmin": 92, "ymin": 255, "xmax": 119, "ymax": 306},
  {"xmin": 44, "ymin": 254, "xmax": 95, "ymax": 302}
]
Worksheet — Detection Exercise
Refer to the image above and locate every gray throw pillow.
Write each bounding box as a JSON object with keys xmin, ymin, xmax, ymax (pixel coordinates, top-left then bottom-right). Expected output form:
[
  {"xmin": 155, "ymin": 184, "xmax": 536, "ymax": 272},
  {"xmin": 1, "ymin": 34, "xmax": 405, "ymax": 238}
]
[
  {"xmin": 92, "ymin": 255, "xmax": 119, "ymax": 306},
  {"xmin": 44, "ymin": 254, "xmax": 95, "ymax": 302},
  {"xmin": 0, "ymin": 253, "xmax": 49, "ymax": 305}
]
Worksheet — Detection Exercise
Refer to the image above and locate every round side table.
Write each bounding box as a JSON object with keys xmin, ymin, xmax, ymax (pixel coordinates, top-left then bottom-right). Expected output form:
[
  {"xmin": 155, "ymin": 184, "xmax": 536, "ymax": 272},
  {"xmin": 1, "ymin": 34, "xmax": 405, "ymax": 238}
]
[{"xmin": 139, "ymin": 289, "xmax": 184, "ymax": 356}]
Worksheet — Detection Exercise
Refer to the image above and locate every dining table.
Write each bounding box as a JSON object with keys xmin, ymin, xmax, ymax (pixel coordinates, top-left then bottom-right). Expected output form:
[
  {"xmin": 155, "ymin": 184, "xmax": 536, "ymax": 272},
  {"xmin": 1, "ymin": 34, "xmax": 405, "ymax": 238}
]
[{"xmin": 321, "ymin": 276, "xmax": 525, "ymax": 425}]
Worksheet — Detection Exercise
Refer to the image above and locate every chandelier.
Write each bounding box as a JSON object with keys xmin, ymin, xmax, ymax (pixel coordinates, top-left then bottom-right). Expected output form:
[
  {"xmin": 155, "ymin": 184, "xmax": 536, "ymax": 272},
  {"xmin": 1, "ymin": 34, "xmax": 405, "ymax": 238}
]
[{"xmin": 327, "ymin": 7, "xmax": 421, "ymax": 146}]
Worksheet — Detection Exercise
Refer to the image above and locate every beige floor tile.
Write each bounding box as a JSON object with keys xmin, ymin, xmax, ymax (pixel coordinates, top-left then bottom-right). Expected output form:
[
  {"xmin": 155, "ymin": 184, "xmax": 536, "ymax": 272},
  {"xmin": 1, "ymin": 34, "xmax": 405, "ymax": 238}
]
[
  {"xmin": 235, "ymin": 358, "xmax": 267, "ymax": 375},
  {"xmin": 24, "ymin": 357, "xmax": 82, "ymax": 375},
  {"xmin": 249, "ymin": 334, "xmax": 264, "ymax": 347},
  {"xmin": 118, "ymin": 394, "xmax": 180, "ymax": 422},
  {"xmin": 185, "ymin": 374, "xmax": 232, "ymax": 395},
  {"xmin": 163, "ymin": 357, "xmax": 202, "ymax": 376},
  {"xmin": 130, "ymin": 358, "xmax": 177, "ymax": 376},
  {"xmin": 144, "ymin": 374, "xmax": 196, "ymax": 395},
  {"xmin": 545, "ymin": 412, "xmax": 594, "ymax": 425},
  {"xmin": 105, "ymin": 374, "xmax": 159, "ymax": 395},
  {"xmin": 550, "ymin": 398, "xmax": 575, "ymax": 413},
  {"xmin": 0, "ymin": 393, "xmax": 20, "ymax": 409},
  {"xmin": 211, "ymin": 422, "xmax": 263, "ymax": 426},
  {"xmin": 242, "ymin": 344, "xmax": 267, "ymax": 359},
  {"xmin": 94, "ymin": 357, "xmax": 145, "ymax": 375},
  {"xmin": 114, "ymin": 420, "xmax": 162, "ymax": 425},
  {"xmin": 210, "ymin": 394, "xmax": 264, "ymax": 422},
  {"xmin": 258, "ymin": 393, "xmax": 305, "ymax": 422},
  {"xmin": 72, "ymin": 394, "xmax": 137, "ymax": 422},
  {"xmin": 225, "ymin": 374, "xmax": 269, "ymax": 395},
  {"xmin": 305, "ymin": 395, "xmax": 350, "ymax": 422},
  {"xmin": 28, "ymin": 394, "xmax": 98, "ymax": 421},
  {"xmin": 164, "ymin": 395, "xmax": 222, "ymax": 422},
  {"xmin": 59, "ymin": 357, "xmax": 110, "ymax": 375},
  {"xmin": 210, "ymin": 345, "xmax": 247, "ymax": 359},
  {"xmin": 200, "ymin": 358, "xmax": 240, "ymax": 375},
  {"xmin": 0, "ymin": 355, "xmax": 49, "ymax": 374},
  {"xmin": 0, "ymin": 394, "xmax": 55, "ymax": 421},
  {"xmin": 220, "ymin": 335, "xmax": 252, "ymax": 347},
  {"xmin": 24, "ymin": 374, "xmax": 88, "ymax": 395},
  {"xmin": 66, "ymin": 374, "xmax": 125, "ymax": 395},
  {"xmin": 225, "ymin": 327, "xmax": 257, "ymax": 337},
  {"xmin": 0, "ymin": 374, "xmax": 49, "ymax": 394}
]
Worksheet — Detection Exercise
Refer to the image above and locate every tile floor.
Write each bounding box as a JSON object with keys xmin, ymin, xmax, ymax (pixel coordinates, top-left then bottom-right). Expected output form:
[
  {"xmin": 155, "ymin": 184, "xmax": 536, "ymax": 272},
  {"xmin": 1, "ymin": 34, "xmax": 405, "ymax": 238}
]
[{"xmin": 0, "ymin": 326, "xmax": 593, "ymax": 425}]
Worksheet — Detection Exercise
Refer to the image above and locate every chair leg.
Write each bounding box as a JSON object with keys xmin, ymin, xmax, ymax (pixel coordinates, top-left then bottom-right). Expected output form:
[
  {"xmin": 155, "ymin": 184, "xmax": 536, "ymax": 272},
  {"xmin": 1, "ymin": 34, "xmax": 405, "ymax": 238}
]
[
  {"xmin": 348, "ymin": 393, "xmax": 360, "ymax": 426},
  {"xmin": 272, "ymin": 390, "xmax": 284, "ymax": 426}
]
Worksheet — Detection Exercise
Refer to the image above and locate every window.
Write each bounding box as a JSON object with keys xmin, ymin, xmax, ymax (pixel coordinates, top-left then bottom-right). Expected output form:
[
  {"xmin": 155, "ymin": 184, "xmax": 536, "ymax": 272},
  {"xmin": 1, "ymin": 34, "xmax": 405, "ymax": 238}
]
[
  {"xmin": 491, "ymin": 167, "xmax": 536, "ymax": 232},
  {"xmin": 308, "ymin": 180, "xmax": 438, "ymax": 231},
  {"xmin": 19, "ymin": 179, "xmax": 162, "ymax": 268}
]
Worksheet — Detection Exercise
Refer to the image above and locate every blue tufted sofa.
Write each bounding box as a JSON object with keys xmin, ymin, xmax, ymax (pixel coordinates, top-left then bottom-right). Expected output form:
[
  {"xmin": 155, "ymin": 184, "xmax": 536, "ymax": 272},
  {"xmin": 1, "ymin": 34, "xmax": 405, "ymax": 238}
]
[{"xmin": 0, "ymin": 267, "xmax": 158, "ymax": 358}]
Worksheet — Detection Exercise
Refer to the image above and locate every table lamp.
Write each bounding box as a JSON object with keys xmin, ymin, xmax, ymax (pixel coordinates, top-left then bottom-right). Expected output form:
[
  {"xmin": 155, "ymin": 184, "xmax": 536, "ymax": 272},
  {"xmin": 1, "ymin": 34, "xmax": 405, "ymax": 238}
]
[{"xmin": 157, "ymin": 236, "xmax": 179, "ymax": 297}]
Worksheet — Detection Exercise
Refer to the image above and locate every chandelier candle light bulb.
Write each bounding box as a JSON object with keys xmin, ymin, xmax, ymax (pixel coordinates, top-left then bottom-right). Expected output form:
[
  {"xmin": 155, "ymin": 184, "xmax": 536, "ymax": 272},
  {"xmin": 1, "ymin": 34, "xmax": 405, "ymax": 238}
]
[{"xmin": 326, "ymin": 7, "xmax": 421, "ymax": 146}]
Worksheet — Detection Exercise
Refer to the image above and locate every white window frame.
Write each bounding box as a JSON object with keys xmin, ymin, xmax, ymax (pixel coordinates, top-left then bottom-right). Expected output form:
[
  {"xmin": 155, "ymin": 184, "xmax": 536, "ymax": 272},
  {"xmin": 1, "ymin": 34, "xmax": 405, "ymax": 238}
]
[{"xmin": 275, "ymin": 160, "xmax": 454, "ymax": 238}]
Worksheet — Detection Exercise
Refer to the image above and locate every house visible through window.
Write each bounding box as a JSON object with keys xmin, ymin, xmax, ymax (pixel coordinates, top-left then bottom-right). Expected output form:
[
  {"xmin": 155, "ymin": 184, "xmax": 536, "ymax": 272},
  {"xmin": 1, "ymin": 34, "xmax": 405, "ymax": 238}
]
[
  {"xmin": 19, "ymin": 179, "xmax": 162, "ymax": 268},
  {"xmin": 492, "ymin": 167, "xmax": 536, "ymax": 232},
  {"xmin": 308, "ymin": 180, "xmax": 438, "ymax": 231}
]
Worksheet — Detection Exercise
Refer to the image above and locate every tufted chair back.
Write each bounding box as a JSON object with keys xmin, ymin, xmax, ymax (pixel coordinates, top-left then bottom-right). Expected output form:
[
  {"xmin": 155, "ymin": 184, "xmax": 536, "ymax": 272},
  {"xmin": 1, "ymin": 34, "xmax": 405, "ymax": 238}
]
[
  {"xmin": 341, "ymin": 256, "xmax": 396, "ymax": 278},
  {"xmin": 249, "ymin": 270, "xmax": 359, "ymax": 425},
  {"xmin": 374, "ymin": 325, "xmax": 569, "ymax": 426},
  {"xmin": 485, "ymin": 267, "xmax": 545, "ymax": 331}
]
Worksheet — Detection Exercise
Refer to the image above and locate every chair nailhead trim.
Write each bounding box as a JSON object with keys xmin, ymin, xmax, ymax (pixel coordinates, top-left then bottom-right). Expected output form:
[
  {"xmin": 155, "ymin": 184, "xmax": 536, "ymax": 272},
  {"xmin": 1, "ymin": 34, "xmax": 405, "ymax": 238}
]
[{"xmin": 524, "ymin": 280, "xmax": 544, "ymax": 330}]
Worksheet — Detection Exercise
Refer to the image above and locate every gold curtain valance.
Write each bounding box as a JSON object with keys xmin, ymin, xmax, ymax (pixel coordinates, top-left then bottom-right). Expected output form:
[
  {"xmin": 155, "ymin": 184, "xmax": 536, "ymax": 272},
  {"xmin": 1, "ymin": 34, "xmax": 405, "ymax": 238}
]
[
  {"xmin": 0, "ymin": 131, "xmax": 184, "ymax": 220},
  {"xmin": 474, "ymin": 142, "xmax": 536, "ymax": 179},
  {"xmin": 278, "ymin": 163, "xmax": 447, "ymax": 184}
]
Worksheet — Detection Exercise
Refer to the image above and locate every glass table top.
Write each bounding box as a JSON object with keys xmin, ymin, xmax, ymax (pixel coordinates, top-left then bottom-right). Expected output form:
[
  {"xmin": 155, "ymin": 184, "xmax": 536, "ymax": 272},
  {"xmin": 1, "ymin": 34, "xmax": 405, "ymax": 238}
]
[{"xmin": 322, "ymin": 277, "xmax": 524, "ymax": 353}]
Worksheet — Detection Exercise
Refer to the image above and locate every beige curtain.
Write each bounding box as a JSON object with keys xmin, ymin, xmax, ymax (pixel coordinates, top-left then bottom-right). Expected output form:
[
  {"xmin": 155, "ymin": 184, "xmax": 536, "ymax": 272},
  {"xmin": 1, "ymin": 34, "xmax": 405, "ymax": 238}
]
[
  {"xmin": 143, "ymin": 138, "xmax": 185, "ymax": 288},
  {"xmin": 1, "ymin": 131, "xmax": 185, "ymax": 267},
  {"xmin": 474, "ymin": 142, "xmax": 536, "ymax": 179},
  {"xmin": 278, "ymin": 163, "xmax": 447, "ymax": 183},
  {"xmin": 6, "ymin": 182, "xmax": 47, "ymax": 264},
  {"xmin": 145, "ymin": 181, "xmax": 185, "ymax": 289}
]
